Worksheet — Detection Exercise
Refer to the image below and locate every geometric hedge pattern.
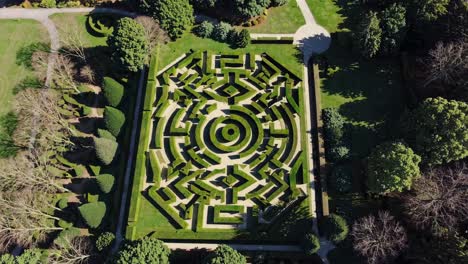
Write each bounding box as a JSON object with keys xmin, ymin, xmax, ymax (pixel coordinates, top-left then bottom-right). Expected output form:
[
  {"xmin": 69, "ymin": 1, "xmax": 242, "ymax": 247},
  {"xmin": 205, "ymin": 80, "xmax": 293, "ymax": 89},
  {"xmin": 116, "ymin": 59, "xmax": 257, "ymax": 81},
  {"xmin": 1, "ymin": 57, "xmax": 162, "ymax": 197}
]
[{"xmin": 130, "ymin": 51, "xmax": 310, "ymax": 238}]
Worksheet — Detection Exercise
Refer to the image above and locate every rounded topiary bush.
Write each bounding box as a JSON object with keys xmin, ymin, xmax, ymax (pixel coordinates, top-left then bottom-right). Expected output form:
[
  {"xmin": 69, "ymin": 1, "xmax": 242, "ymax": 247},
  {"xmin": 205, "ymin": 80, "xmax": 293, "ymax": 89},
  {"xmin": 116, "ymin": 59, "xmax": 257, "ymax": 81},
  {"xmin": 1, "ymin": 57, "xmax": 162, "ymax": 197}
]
[
  {"xmin": 96, "ymin": 231, "xmax": 115, "ymax": 252},
  {"xmin": 94, "ymin": 137, "xmax": 118, "ymax": 165},
  {"xmin": 57, "ymin": 197, "xmax": 69, "ymax": 209},
  {"xmin": 213, "ymin": 22, "xmax": 233, "ymax": 42},
  {"xmin": 97, "ymin": 128, "xmax": 116, "ymax": 141},
  {"xmin": 104, "ymin": 106, "xmax": 125, "ymax": 137},
  {"xmin": 329, "ymin": 164, "xmax": 353, "ymax": 193},
  {"xmin": 203, "ymin": 245, "xmax": 246, "ymax": 264},
  {"xmin": 96, "ymin": 174, "xmax": 115, "ymax": 194},
  {"xmin": 302, "ymin": 233, "xmax": 320, "ymax": 255},
  {"xmin": 78, "ymin": 202, "xmax": 106, "ymax": 228},
  {"xmin": 235, "ymin": 29, "xmax": 250, "ymax": 48},
  {"xmin": 323, "ymin": 214, "xmax": 349, "ymax": 243},
  {"xmin": 102, "ymin": 77, "xmax": 124, "ymax": 107},
  {"xmin": 195, "ymin": 21, "xmax": 214, "ymax": 38},
  {"xmin": 115, "ymin": 237, "xmax": 170, "ymax": 264}
]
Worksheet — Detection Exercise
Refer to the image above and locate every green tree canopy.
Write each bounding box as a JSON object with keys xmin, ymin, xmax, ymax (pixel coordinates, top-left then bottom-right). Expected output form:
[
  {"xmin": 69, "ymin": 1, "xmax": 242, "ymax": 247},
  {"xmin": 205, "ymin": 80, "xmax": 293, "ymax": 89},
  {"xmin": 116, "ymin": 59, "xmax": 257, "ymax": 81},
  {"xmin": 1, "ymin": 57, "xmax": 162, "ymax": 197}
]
[
  {"xmin": 102, "ymin": 77, "xmax": 124, "ymax": 107},
  {"xmin": 401, "ymin": 97, "xmax": 468, "ymax": 165},
  {"xmin": 115, "ymin": 237, "xmax": 170, "ymax": 264},
  {"xmin": 380, "ymin": 3, "xmax": 406, "ymax": 55},
  {"xmin": 94, "ymin": 137, "xmax": 118, "ymax": 165},
  {"xmin": 104, "ymin": 106, "xmax": 125, "ymax": 137},
  {"xmin": 96, "ymin": 174, "xmax": 115, "ymax": 194},
  {"xmin": 413, "ymin": 0, "xmax": 450, "ymax": 22},
  {"xmin": 233, "ymin": 0, "xmax": 270, "ymax": 19},
  {"xmin": 140, "ymin": 0, "xmax": 194, "ymax": 39},
  {"xmin": 78, "ymin": 202, "xmax": 106, "ymax": 228},
  {"xmin": 323, "ymin": 214, "xmax": 349, "ymax": 243},
  {"xmin": 203, "ymin": 245, "xmax": 247, "ymax": 264},
  {"xmin": 107, "ymin": 17, "xmax": 148, "ymax": 72},
  {"xmin": 355, "ymin": 11, "xmax": 382, "ymax": 59},
  {"xmin": 366, "ymin": 141, "xmax": 421, "ymax": 194}
]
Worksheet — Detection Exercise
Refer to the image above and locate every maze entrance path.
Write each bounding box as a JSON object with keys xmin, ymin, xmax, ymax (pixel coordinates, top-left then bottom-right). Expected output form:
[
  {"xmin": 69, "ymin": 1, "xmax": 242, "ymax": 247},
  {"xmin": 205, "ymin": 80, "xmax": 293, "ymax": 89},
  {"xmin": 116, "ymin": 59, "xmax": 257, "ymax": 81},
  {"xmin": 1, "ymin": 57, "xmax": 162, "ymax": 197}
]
[{"xmin": 127, "ymin": 51, "xmax": 312, "ymax": 242}]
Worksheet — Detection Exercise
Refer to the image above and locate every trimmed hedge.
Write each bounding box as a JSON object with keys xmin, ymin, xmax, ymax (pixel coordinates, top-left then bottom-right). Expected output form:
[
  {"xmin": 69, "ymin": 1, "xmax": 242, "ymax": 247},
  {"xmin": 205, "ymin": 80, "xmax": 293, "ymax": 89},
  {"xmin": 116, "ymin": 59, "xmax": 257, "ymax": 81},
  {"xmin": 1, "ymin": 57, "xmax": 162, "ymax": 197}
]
[
  {"xmin": 104, "ymin": 106, "xmax": 125, "ymax": 137},
  {"xmin": 94, "ymin": 137, "xmax": 118, "ymax": 165},
  {"xmin": 78, "ymin": 202, "xmax": 106, "ymax": 228},
  {"xmin": 86, "ymin": 15, "xmax": 114, "ymax": 37},
  {"xmin": 97, "ymin": 128, "xmax": 116, "ymax": 141},
  {"xmin": 323, "ymin": 214, "xmax": 349, "ymax": 243},
  {"xmin": 96, "ymin": 174, "xmax": 115, "ymax": 194},
  {"xmin": 102, "ymin": 77, "xmax": 124, "ymax": 107},
  {"xmin": 302, "ymin": 233, "xmax": 320, "ymax": 255}
]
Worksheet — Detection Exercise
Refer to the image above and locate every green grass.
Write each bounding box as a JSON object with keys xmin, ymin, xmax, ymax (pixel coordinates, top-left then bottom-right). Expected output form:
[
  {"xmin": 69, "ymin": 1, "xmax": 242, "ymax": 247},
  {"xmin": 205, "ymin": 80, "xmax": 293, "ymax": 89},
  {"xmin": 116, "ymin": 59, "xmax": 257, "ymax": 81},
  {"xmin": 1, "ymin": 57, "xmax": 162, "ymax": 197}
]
[
  {"xmin": 306, "ymin": 0, "xmax": 348, "ymax": 33},
  {"xmin": 0, "ymin": 20, "xmax": 49, "ymax": 116},
  {"xmin": 49, "ymin": 13, "xmax": 108, "ymax": 47},
  {"xmin": 159, "ymin": 31, "xmax": 303, "ymax": 77},
  {"xmin": 239, "ymin": 1, "xmax": 305, "ymax": 33}
]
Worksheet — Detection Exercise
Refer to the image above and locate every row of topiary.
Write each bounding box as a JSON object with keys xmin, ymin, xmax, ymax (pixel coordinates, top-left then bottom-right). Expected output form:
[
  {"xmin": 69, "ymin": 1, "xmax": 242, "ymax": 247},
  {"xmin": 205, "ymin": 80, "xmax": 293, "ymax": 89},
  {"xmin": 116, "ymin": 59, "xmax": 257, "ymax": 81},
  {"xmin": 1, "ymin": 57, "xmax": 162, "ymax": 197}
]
[{"xmin": 195, "ymin": 21, "xmax": 250, "ymax": 48}]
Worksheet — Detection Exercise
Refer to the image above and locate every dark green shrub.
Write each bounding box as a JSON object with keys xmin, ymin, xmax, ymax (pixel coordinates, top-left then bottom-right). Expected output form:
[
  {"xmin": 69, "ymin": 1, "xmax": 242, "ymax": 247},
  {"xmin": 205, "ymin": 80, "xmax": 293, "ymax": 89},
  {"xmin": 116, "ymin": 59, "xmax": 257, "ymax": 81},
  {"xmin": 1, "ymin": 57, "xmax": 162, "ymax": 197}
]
[
  {"xmin": 140, "ymin": 0, "xmax": 194, "ymax": 39},
  {"xmin": 235, "ymin": 29, "xmax": 250, "ymax": 48},
  {"xmin": 322, "ymin": 107, "xmax": 344, "ymax": 144},
  {"xmin": 271, "ymin": 0, "xmax": 288, "ymax": 6},
  {"xmin": 13, "ymin": 76, "xmax": 42, "ymax": 94},
  {"xmin": 104, "ymin": 106, "xmax": 125, "ymax": 137},
  {"xmin": 203, "ymin": 244, "xmax": 247, "ymax": 264},
  {"xmin": 78, "ymin": 202, "xmax": 106, "ymax": 228},
  {"xmin": 94, "ymin": 137, "xmax": 118, "ymax": 165},
  {"xmin": 54, "ymin": 227, "xmax": 81, "ymax": 248},
  {"xmin": 16, "ymin": 42, "xmax": 49, "ymax": 69},
  {"xmin": 57, "ymin": 198, "xmax": 69, "ymax": 209},
  {"xmin": 97, "ymin": 128, "xmax": 116, "ymax": 141},
  {"xmin": 107, "ymin": 17, "xmax": 148, "ymax": 72},
  {"xmin": 330, "ymin": 145, "xmax": 350, "ymax": 161},
  {"xmin": 115, "ymin": 237, "xmax": 170, "ymax": 264},
  {"xmin": 96, "ymin": 174, "xmax": 115, "ymax": 194},
  {"xmin": 194, "ymin": 21, "xmax": 214, "ymax": 38},
  {"xmin": 329, "ymin": 164, "xmax": 353, "ymax": 193},
  {"xmin": 102, "ymin": 77, "xmax": 124, "ymax": 107},
  {"xmin": 96, "ymin": 231, "xmax": 115, "ymax": 252},
  {"xmin": 354, "ymin": 11, "xmax": 382, "ymax": 59},
  {"xmin": 0, "ymin": 112, "xmax": 19, "ymax": 158},
  {"xmin": 302, "ymin": 233, "xmax": 320, "ymax": 255},
  {"xmin": 323, "ymin": 214, "xmax": 349, "ymax": 243},
  {"xmin": 213, "ymin": 22, "xmax": 232, "ymax": 42}
]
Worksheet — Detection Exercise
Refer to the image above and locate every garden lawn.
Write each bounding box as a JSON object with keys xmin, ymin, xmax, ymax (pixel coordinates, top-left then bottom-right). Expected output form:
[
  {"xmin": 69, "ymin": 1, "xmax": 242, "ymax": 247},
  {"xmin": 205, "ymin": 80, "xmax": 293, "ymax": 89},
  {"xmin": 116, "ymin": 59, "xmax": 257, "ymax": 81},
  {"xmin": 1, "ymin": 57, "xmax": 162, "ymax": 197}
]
[
  {"xmin": 240, "ymin": 0, "xmax": 305, "ymax": 33},
  {"xmin": 50, "ymin": 13, "xmax": 108, "ymax": 47},
  {"xmin": 306, "ymin": 0, "xmax": 348, "ymax": 33},
  {"xmin": 0, "ymin": 20, "xmax": 48, "ymax": 116},
  {"xmin": 158, "ymin": 31, "xmax": 303, "ymax": 77}
]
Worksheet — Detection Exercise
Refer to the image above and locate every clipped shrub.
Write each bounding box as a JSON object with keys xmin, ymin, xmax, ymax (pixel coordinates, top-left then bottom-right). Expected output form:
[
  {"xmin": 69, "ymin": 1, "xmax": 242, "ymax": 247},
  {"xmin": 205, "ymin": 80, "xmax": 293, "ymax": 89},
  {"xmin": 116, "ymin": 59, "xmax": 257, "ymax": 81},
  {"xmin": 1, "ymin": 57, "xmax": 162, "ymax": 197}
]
[
  {"xmin": 104, "ymin": 106, "xmax": 125, "ymax": 137},
  {"xmin": 115, "ymin": 237, "xmax": 170, "ymax": 264},
  {"xmin": 235, "ymin": 29, "xmax": 250, "ymax": 48},
  {"xmin": 213, "ymin": 22, "xmax": 233, "ymax": 42},
  {"xmin": 194, "ymin": 21, "xmax": 214, "ymax": 38},
  {"xmin": 39, "ymin": 0, "xmax": 56, "ymax": 8},
  {"xmin": 203, "ymin": 245, "xmax": 247, "ymax": 264},
  {"xmin": 96, "ymin": 174, "xmax": 115, "ymax": 194},
  {"xmin": 94, "ymin": 137, "xmax": 118, "ymax": 165},
  {"xmin": 302, "ymin": 233, "xmax": 320, "ymax": 255},
  {"xmin": 78, "ymin": 202, "xmax": 106, "ymax": 228},
  {"xmin": 57, "ymin": 198, "xmax": 69, "ymax": 209},
  {"xmin": 329, "ymin": 164, "xmax": 353, "ymax": 193},
  {"xmin": 271, "ymin": 0, "xmax": 288, "ymax": 6},
  {"xmin": 102, "ymin": 77, "xmax": 124, "ymax": 107},
  {"xmin": 322, "ymin": 107, "xmax": 344, "ymax": 144},
  {"xmin": 55, "ymin": 227, "xmax": 81, "ymax": 248},
  {"xmin": 97, "ymin": 128, "xmax": 116, "ymax": 141},
  {"xmin": 329, "ymin": 145, "xmax": 350, "ymax": 161},
  {"xmin": 323, "ymin": 214, "xmax": 349, "ymax": 243},
  {"xmin": 96, "ymin": 231, "xmax": 115, "ymax": 252}
]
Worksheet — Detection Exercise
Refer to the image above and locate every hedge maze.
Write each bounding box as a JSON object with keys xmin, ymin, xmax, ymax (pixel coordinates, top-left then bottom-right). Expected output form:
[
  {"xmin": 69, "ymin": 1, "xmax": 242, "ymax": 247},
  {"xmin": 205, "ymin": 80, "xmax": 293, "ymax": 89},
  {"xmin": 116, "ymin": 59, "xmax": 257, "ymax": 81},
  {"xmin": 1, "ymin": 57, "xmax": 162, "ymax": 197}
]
[{"xmin": 127, "ymin": 51, "xmax": 311, "ymax": 241}]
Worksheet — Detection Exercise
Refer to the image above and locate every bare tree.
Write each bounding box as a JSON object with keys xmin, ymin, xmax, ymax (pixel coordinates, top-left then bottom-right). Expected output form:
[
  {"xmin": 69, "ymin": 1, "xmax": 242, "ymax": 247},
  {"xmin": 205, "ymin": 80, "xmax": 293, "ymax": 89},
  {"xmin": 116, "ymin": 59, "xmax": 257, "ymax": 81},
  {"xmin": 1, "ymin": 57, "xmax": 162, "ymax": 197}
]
[
  {"xmin": 51, "ymin": 54, "xmax": 80, "ymax": 93},
  {"xmin": 57, "ymin": 16, "xmax": 87, "ymax": 62},
  {"xmin": 135, "ymin": 16, "xmax": 169, "ymax": 53},
  {"xmin": 49, "ymin": 236, "xmax": 93, "ymax": 264},
  {"xmin": 0, "ymin": 189, "xmax": 64, "ymax": 251},
  {"xmin": 351, "ymin": 211, "xmax": 407, "ymax": 264},
  {"xmin": 424, "ymin": 39, "xmax": 468, "ymax": 96},
  {"xmin": 403, "ymin": 162, "xmax": 468, "ymax": 235},
  {"xmin": 31, "ymin": 50, "xmax": 49, "ymax": 81},
  {"xmin": 79, "ymin": 65, "xmax": 95, "ymax": 84}
]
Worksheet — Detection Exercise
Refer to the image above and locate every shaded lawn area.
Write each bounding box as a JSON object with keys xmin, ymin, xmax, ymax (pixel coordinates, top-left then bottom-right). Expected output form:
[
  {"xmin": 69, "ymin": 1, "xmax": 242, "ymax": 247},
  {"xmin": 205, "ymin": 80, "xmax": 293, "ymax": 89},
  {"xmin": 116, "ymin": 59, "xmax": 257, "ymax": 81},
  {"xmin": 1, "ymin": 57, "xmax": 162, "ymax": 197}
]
[
  {"xmin": 306, "ymin": 0, "xmax": 364, "ymax": 33},
  {"xmin": 50, "ymin": 13, "xmax": 108, "ymax": 48},
  {"xmin": 158, "ymin": 31, "xmax": 304, "ymax": 77},
  {"xmin": 0, "ymin": 20, "xmax": 48, "ymax": 116},
  {"xmin": 239, "ymin": 0, "xmax": 305, "ymax": 34}
]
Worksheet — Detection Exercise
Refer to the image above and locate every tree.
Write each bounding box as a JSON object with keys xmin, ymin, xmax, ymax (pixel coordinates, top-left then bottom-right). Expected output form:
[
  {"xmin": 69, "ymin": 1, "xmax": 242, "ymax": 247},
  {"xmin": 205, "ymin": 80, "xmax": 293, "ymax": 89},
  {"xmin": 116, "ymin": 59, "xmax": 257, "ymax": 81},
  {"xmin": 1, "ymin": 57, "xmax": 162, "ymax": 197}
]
[
  {"xmin": 114, "ymin": 237, "xmax": 170, "ymax": 264},
  {"xmin": 403, "ymin": 163, "xmax": 468, "ymax": 235},
  {"xmin": 355, "ymin": 11, "xmax": 382, "ymax": 59},
  {"xmin": 366, "ymin": 141, "xmax": 421, "ymax": 194},
  {"xmin": 140, "ymin": 0, "xmax": 194, "ymax": 39},
  {"xmin": 135, "ymin": 16, "xmax": 169, "ymax": 52},
  {"xmin": 413, "ymin": 0, "xmax": 450, "ymax": 22},
  {"xmin": 380, "ymin": 3, "xmax": 406, "ymax": 55},
  {"xmin": 103, "ymin": 106, "xmax": 125, "ymax": 137},
  {"xmin": 102, "ymin": 77, "xmax": 124, "ymax": 107},
  {"xmin": 0, "ymin": 248, "xmax": 42, "ymax": 264},
  {"xmin": 351, "ymin": 211, "xmax": 407, "ymax": 264},
  {"xmin": 96, "ymin": 174, "xmax": 115, "ymax": 194},
  {"xmin": 322, "ymin": 108, "xmax": 344, "ymax": 146},
  {"xmin": 401, "ymin": 97, "xmax": 468, "ymax": 165},
  {"xmin": 212, "ymin": 22, "xmax": 233, "ymax": 42},
  {"xmin": 94, "ymin": 137, "xmax": 118, "ymax": 165},
  {"xmin": 302, "ymin": 233, "xmax": 320, "ymax": 255},
  {"xmin": 323, "ymin": 214, "xmax": 349, "ymax": 243},
  {"xmin": 107, "ymin": 17, "xmax": 148, "ymax": 72},
  {"xmin": 57, "ymin": 15, "xmax": 87, "ymax": 62},
  {"xmin": 233, "ymin": 0, "xmax": 270, "ymax": 20},
  {"xmin": 203, "ymin": 244, "xmax": 246, "ymax": 264},
  {"xmin": 95, "ymin": 232, "xmax": 115, "ymax": 252},
  {"xmin": 49, "ymin": 236, "xmax": 93, "ymax": 264},
  {"xmin": 235, "ymin": 29, "xmax": 250, "ymax": 48},
  {"xmin": 329, "ymin": 164, "xmax": 353, "ymax": 193},
  {"xmin": 194, "ymin": 21, "xmax": 214, "ymax": 38},
  {"xmin": 78, "ymin": 202, "xmax": 106, "ymax": 228},
  {"xmin": 424, "ymin": 39, "xmax": 468, "ymax": 100}
]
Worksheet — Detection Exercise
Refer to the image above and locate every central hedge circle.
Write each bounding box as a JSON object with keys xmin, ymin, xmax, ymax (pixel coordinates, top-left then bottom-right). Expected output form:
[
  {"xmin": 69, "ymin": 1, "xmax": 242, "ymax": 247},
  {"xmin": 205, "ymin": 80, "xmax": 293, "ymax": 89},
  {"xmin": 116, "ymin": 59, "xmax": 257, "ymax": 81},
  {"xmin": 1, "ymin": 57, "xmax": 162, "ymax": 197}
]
[
  {"xmin": 208, "ymin": 116, "xmax": 250, "ymax": 153},
  {"xmin": 221, "ymin": 124, "xmax": 239, "ymax": 141}
]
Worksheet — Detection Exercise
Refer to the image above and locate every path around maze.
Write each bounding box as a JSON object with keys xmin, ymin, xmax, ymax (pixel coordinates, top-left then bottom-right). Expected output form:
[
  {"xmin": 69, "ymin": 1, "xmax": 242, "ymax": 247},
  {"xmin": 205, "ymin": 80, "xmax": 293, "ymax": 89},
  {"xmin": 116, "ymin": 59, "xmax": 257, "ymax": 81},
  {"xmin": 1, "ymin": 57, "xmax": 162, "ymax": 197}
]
[{"xmin": 0, "ymin": 3, "xmax": 334, "ymax": 262}]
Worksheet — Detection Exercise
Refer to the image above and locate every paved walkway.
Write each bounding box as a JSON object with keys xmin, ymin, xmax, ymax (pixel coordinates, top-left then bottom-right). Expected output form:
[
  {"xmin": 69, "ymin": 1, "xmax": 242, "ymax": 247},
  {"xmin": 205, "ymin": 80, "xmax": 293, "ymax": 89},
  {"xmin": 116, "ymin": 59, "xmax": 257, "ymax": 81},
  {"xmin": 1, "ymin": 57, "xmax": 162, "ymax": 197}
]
[{"xmin": 166, "ymin": 242, "xmax": 302, "ymax": 252}]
